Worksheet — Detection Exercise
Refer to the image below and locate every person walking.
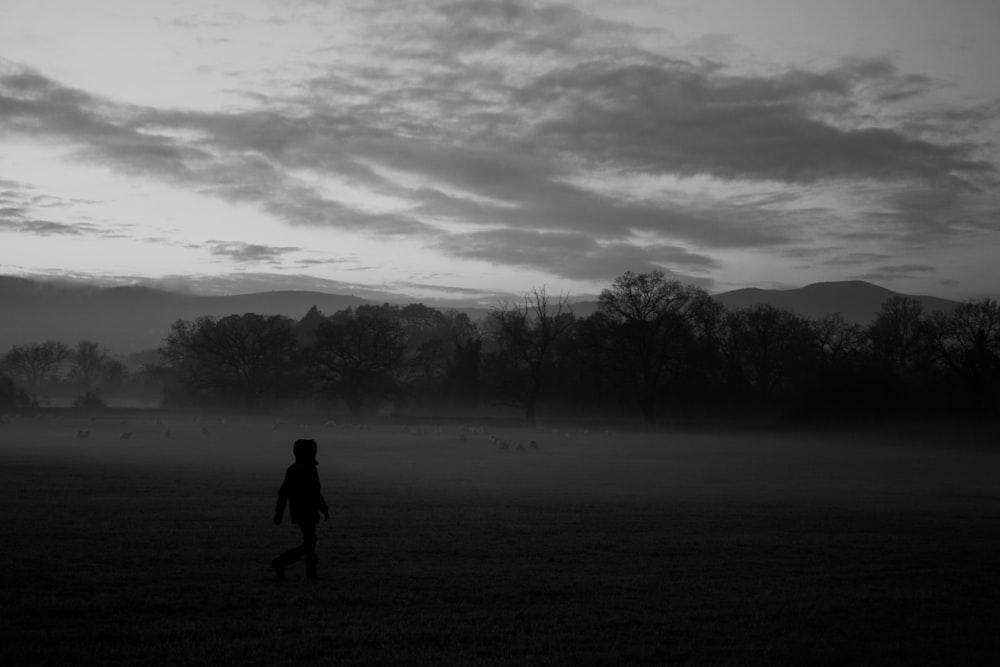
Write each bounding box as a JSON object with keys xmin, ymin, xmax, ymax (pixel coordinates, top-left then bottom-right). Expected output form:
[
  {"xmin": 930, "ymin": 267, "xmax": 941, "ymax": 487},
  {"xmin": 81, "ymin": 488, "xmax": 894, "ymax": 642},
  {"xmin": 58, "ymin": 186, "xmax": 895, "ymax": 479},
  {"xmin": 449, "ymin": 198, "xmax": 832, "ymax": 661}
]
[{"xmin": 272, "ymin": 438, "xmax": 329, "ymax": 580}]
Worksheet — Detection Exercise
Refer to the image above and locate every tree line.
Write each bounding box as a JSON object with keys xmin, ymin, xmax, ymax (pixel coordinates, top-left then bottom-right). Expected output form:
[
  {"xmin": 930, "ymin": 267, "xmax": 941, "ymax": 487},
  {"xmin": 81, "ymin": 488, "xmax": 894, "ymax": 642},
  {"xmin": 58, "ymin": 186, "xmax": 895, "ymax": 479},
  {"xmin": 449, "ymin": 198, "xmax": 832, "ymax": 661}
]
[
  {"xmin": 3, "ymin": 271, "xmax": 999, "ymax": 422},
  {"xmin": 0, "ymin": 340, "xmax": 129, "ymax": 409}
]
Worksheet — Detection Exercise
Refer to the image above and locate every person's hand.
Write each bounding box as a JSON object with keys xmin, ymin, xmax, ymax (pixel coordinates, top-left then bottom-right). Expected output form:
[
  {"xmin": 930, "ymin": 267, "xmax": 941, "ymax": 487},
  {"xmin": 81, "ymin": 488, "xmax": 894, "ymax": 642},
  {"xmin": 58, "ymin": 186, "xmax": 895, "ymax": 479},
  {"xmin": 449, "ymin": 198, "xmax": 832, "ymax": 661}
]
[
  {"xmin": 273, "ymin": 513, "xmax": 282, "ymax": 525},
  {"xmin": 323, "ymin": 511, "xmax": 330, "ymax": 522}
]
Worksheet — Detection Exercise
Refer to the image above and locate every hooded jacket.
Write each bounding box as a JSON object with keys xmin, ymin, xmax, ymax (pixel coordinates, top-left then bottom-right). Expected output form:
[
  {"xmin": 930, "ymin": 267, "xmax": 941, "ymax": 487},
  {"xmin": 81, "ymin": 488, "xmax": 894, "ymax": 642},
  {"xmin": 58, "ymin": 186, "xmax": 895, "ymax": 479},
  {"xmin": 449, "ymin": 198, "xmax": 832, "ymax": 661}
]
[{"xmin": 275, "ymin": 439, "xmax": 329, "ymax": 525}]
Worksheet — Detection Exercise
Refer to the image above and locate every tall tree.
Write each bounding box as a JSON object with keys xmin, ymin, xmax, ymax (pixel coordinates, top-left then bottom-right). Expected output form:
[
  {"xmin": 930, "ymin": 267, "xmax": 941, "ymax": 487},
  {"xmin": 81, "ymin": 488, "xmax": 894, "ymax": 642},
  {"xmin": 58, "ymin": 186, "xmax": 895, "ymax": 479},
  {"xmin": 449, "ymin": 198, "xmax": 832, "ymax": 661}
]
[
  {"xmin": 598, "ymin": 271, "xmax": 709, "ymax": 423},
  {"xmin": 722, "ymin": 305, "xmax": 814, "ymax": 404},
  {"xmin": 811, "ymin": 313, "xmax": 867, "ymax": 371},
  {"xmin": 487, "ymin": 288, "xmax": 575, "ymax": 424},
  {"xmin": 866, "ymin": 296, "xmax": 937, "ymax": 411},
  {"xmin": 0, "ymin": 373, "xmax": 31, "ymax": 409},
  {"xmin": 868, "ymin": 296, "xmax": 927, "ymax": 376},
  {"xmin": 925, "ymin": 299, "xmax": 1000, "ymax": 415},
  {"xmin": 161, "ymin": 313, "xmax": 299, "ymax": 408},
  {"xmin": 449, "ymin": 332, "xmax": 482, "ymax": 404},
  {"xmin": 69, "ymin": 340, "xmax": 111, "ymax": 393},
  {"xmin": 1, "ymin": 341, "xmax": 69, "ymax": 396},
  {"xmin": 309, "ymin": 306, "xmax": 407, "ymax": 416},
  {"xmin": 395, "ymin": 303, "xmax": 458, "ymax": 399},
  {"xmin": 550, "ymin": 311, "xmax": 618, "ymax": 411}
]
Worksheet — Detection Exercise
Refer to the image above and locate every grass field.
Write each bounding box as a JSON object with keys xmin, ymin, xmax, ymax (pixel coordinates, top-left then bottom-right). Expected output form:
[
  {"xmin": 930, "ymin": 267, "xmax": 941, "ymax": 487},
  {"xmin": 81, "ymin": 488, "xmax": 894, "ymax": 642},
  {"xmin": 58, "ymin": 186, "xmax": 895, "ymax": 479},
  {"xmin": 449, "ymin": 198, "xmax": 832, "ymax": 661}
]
[{"xmin": 1, "ymin": 412, "xmax": 998, "ymax": 665}]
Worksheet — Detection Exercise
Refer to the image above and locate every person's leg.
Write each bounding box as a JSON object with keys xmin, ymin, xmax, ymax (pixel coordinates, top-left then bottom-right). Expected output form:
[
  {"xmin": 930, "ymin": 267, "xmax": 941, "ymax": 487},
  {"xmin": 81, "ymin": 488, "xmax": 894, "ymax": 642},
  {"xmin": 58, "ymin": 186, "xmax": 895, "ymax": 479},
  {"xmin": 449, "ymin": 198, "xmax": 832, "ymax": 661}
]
[
  {"xmin": 272, "ymin": 544, "xmax": 303, "ymax": 579},
  {"xmin": 301, "ymin": 522, "xmax": 319, "ymax": 579},
  {"xmin": 272, "ymin": 524, "xmax": 311, "ymax": 579}
]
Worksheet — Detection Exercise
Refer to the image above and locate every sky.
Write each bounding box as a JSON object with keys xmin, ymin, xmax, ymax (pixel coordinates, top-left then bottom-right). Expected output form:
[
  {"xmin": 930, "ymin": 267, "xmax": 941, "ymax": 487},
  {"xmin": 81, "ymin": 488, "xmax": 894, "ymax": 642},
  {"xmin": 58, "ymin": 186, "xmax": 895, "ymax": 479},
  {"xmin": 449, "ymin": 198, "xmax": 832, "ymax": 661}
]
[{"xmin": 1, "ymin": 0, "xmax": 998, "ymax": 304}]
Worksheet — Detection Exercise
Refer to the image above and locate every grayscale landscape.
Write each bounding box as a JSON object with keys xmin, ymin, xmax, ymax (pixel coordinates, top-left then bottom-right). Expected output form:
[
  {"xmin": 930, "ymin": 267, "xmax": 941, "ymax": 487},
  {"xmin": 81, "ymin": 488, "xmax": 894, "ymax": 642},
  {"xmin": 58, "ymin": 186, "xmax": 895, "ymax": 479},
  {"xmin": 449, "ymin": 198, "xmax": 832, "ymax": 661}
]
[{"xmin": 3, "ymin": 1, "xmax": 999, "ymax": 664}]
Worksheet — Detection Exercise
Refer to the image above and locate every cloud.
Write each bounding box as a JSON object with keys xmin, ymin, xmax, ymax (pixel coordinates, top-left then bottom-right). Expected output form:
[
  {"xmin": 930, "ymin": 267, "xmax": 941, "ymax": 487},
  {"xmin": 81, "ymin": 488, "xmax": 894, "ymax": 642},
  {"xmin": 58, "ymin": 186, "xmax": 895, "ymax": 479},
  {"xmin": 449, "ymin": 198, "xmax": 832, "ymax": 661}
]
[
  {"xmin": 822, "ymin": 252, "xmax": 892, "ymax": 267},
  {"xmin": 518, "ymin": 58, "xmax": 993, "ymax": 187},
  {"xmin": 156, "ymin": 14, "xmax": 246, "ymax": 30},
  {"xmin": 0, "ymin": 187, "xmax": 120, "ymax": 237},
  {"xmin": 2, "ymin": 0, "xmax": 998, "ymax": 293},
  {"xmin": 0, "ymin": 65, "xmax": 434, "ymax": 238},
  {"xmin": 852, "ymin": 264, "xmax": 937, "ymax": 282},
  {"xmin": 435, "ymin": 227, "xmax": 717, "ymax": 285},
  {"xmin": 408, "ymin": 0, "xmax": 642, "ymax": 57},
  {"xmin": 144, "ymin": 271, "xmax": 453, "ymax": 302},
  {"xmin": 0, "ymin": 65, "xmax": 207, "ymax": 182},
  {"xmin": 207, "ymin": 241, "xmax": 301, "ymax": 263},
  {"xmin": 360, "ymin": 139, "xmax": 797, "ymax": 249},
  {"xmin": 0, "ymin": 217, "xmax": 89, "ymax": 236},
  {"xmin": 395, "ymin": 279, "xmax": 510, "ymax": 296},
  {"xmin": 139, "ymin": 236, "xmax": 203, "ymax": 250},
  {"xmin": 871, "ymin": 185, "xmax": 1000, "ymax": 243}
]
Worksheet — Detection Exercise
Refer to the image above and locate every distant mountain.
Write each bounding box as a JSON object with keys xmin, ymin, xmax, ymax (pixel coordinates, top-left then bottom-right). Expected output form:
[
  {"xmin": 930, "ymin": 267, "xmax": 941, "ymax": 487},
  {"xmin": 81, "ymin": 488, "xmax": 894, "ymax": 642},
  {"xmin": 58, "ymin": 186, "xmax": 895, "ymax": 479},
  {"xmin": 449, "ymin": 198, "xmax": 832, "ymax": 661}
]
[
  {"xmin": 0, "ymin": 277, "xmax": 372, "ymax": 354},
  {"xmin": 0, "ymin": 277, "xmax": 963, "ymax": 355},
  {"xmin": 712, "ymin": 280, "xmax": 959, "ymax": 324}
]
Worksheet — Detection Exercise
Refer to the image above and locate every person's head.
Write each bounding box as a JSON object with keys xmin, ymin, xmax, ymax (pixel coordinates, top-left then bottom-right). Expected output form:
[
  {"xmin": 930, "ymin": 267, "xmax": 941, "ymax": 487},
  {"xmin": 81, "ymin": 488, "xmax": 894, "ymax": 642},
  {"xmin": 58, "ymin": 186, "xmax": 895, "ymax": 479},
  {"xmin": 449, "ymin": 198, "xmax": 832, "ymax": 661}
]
[{"xmin": 293, "ymin": 438, "xmax": 318, "ymax": 464}]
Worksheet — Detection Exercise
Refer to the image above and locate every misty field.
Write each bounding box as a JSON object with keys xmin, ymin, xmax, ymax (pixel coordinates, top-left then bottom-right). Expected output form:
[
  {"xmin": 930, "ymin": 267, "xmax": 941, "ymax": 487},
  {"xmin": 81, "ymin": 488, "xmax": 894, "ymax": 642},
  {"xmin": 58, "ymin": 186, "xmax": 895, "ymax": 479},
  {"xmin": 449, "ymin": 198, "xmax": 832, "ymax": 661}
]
[{"xmin": 1, "ymin": 413, "xmax": 998, "ymax": 666}]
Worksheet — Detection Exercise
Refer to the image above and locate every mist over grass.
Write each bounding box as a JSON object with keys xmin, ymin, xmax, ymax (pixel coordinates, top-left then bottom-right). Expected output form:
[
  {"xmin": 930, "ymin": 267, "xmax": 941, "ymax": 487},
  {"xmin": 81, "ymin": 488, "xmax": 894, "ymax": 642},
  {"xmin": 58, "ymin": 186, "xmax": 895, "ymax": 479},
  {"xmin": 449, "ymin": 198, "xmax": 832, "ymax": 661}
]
[{"xmin": 1, "ymin": 413, "xmax": 998, "ymax": 665}]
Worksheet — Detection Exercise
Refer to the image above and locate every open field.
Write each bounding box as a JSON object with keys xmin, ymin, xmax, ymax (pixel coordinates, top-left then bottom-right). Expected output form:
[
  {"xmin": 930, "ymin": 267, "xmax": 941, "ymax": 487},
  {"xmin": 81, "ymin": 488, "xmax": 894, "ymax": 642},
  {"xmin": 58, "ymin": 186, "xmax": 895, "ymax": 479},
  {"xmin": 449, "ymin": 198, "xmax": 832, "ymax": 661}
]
[{"xmin": 1, "ymin": 412, "xmax": 999, "ymax": 665}]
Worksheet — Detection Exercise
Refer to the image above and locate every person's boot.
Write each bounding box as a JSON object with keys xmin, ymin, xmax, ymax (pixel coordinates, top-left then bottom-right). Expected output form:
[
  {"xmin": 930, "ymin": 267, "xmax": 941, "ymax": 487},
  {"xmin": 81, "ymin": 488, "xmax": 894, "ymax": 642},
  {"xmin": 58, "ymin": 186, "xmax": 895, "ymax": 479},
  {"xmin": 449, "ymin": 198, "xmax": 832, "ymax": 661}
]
[{"xmin": 306, "ymin": 553, "xmax": 321, "ymax": 580}]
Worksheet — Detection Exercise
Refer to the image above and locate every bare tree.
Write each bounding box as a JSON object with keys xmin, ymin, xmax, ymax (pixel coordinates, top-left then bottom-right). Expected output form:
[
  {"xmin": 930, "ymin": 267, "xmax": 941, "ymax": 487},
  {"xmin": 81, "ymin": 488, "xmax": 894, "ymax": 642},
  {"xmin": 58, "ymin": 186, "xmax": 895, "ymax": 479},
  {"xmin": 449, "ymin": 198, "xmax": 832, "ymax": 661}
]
[
  {"xmin": 722, "ymin": 305, "xmax": 814, "ymax": 404},
  {"xmin": 598, "ymin": 271, "xmax": 709, "ymax": 423},
  {"xmin": 487, "ymin": 287, "xmax": 575, "ymax": 425},
  {"xmin": 309, "ymin": 306, "xmax": 407, "ymax": 416},
  {"xmin": 811, "ymin": 313, "xmax": 867, "ymax": 369},
  {"xmin": 69, "ymin": 340, "xmax": 110, "ymax": 393},
  {"xmin": 925, "ymin": 299, "xmax": 1000, "ymax": 414},
  {"xmin": 868, "ymin": 296, "xmax": 927, "ymax": 375},
  {"xmin": 1, "ymin": 340, "xmax": 69, "ymax": 397},
  {"xmin": 1, "ymin": 373, "xmax": 31, "ymax": 408},
  {"xmin": 161, "ymin": 314, "xmax": 298, "ymax": 409}
]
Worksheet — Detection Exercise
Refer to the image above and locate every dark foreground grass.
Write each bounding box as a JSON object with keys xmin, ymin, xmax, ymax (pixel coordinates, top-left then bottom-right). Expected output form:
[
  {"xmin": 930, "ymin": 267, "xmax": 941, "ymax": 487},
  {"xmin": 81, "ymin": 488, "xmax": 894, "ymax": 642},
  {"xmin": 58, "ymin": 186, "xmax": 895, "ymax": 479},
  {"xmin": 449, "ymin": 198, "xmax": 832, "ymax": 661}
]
[{"xmin": 1, "ymin": 428, "xmax": 999, "ymax": 665}]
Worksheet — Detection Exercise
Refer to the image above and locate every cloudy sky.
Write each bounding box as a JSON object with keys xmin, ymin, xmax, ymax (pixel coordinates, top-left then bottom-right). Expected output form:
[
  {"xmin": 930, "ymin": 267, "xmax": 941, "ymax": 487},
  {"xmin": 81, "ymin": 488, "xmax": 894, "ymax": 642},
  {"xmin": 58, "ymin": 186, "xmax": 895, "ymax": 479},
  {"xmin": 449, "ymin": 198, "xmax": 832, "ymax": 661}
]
[{"xmin": 1, "ymin": 0, "xmax": 998, "ymax": 303}]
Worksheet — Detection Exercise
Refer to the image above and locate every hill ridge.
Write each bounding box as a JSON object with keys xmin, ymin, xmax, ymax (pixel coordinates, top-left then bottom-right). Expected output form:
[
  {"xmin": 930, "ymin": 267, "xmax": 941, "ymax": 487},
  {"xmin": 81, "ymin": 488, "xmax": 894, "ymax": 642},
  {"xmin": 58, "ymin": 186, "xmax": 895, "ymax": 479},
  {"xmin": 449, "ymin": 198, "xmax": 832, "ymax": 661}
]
[
  {"xmin": 712, "ymin": 280, "xmax": 957, "ymax": 324},
  {"xmin": 0, "ymin": 276, "xmax": 962, "ymax": 353}
]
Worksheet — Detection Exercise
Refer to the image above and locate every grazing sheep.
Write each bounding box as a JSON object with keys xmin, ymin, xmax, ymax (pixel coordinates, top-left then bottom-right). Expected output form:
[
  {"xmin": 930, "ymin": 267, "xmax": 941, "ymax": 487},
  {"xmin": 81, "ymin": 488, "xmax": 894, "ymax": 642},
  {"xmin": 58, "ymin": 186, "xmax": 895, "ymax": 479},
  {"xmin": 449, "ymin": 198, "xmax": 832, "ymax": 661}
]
[
  {"xmin": 76, "ymin": 429, "xmax": 89, "ymax": 439},
  {"xmin": 163, "ymin": 429, "xmax": 172, "ymax": 439},
  {"xmin": 201, "ymin": 426, "xmax": 210, "ymax": 436},
  {"xmin": 530, "ymin": 440, "xmax": 540, "ymax": 449},
  {"xmin": 119, "ymin": 431, "xmax": 133, "ymax": 440}
]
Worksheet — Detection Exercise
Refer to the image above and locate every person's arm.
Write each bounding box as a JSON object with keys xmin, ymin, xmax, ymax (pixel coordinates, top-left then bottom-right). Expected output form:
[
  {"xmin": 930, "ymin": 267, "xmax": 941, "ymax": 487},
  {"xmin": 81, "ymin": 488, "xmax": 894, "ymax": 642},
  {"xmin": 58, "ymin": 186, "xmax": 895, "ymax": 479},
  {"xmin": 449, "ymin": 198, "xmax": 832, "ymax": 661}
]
[
  {"xmin": 315, "ymin": 469, "xmax": 330, "ymax": 521},
  {"xmin": 274, "ymin": 471, "xmax": 289, "ymax": 524},
  {"xmin": 319, "ymin": 492, "xmax": 329, "ymax": 521}
]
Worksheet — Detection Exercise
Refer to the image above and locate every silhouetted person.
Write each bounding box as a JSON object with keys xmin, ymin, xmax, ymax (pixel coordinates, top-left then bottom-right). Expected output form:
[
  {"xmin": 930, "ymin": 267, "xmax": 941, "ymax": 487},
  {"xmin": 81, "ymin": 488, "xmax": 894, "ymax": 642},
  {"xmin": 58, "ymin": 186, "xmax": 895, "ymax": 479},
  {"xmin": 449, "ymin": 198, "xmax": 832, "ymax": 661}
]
[{"xmin": 272, "ymin": 438, "xmax": 329, "ymax": 580}]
